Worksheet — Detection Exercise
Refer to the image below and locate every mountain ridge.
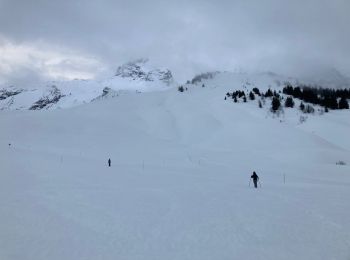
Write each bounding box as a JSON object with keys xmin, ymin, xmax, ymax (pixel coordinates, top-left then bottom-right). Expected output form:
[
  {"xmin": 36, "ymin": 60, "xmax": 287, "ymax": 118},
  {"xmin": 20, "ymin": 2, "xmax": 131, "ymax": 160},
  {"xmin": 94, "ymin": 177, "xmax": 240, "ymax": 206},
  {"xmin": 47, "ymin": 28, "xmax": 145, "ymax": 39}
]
[
  {"xmin": 0, "ymin": 59, "xmax": 175, "ymax": 110},
  {"xmin": 1, "ymin": 59, "xmax": 349, "ymax": 111}
]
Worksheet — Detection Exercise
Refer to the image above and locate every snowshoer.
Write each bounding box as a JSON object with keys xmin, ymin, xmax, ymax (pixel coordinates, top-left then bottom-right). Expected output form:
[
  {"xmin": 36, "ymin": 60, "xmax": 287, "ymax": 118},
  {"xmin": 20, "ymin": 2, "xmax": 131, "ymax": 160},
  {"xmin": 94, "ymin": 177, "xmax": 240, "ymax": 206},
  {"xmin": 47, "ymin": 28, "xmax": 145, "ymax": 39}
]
[
  {"xmin": 251, "ymin": 171, "xmax": 259, "ymax": 188},
  {"xmin": 108, "ymin": 158, "xmax": 111, "ymax": 167}
]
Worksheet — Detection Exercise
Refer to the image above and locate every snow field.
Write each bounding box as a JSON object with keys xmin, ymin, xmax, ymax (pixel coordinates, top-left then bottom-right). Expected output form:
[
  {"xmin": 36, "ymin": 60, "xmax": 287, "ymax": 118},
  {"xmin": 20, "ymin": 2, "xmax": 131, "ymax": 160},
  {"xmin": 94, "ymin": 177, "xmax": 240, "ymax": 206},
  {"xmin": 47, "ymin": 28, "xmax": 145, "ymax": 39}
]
[{"xmin": 1, "ymin": 79, "xmax": 350, "ymax": 260}]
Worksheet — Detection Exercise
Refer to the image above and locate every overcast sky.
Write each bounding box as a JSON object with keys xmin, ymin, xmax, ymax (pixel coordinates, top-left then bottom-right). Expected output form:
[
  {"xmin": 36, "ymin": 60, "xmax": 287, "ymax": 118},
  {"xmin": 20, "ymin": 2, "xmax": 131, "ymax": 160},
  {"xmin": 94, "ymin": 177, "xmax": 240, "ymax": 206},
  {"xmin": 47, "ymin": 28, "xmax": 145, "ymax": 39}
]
[{"xmin": 0, "ymin": 0, "xmax": 349, "ymax": 85}]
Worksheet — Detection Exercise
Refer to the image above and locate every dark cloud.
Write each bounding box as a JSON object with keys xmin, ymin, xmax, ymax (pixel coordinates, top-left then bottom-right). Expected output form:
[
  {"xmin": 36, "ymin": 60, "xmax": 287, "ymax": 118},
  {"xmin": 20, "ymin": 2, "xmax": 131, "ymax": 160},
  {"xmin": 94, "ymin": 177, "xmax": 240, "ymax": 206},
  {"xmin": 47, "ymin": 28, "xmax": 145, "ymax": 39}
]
[{"xmin": 0, "ymin": 0, "xmax": 349, "ymax": 84}]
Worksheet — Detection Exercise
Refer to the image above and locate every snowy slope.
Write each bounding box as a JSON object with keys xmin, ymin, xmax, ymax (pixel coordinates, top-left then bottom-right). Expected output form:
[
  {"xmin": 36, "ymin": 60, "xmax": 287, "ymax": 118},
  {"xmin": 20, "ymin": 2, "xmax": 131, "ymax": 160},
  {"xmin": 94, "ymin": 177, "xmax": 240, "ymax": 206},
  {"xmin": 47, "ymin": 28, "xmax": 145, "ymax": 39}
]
[
  {"xmin": 0, "ymin": 59, "xmax": 175, "ymax": 110},
  {"xmin": 1, "ymin": 65, "xmax": 347, "ymax": 111},
  {"xmin": 1, "ymin": 73, "xmax": 350, "ymax": 260},
  {"xmin": 188, "ymin": 70, "xmax": 299, "ymax": 92}
]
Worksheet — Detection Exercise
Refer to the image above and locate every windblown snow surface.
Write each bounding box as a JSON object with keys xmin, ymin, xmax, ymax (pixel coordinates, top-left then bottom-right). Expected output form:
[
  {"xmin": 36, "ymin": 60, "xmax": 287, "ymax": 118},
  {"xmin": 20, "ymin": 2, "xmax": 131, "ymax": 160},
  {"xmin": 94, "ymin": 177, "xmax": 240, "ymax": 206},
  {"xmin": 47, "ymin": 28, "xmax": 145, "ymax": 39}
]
[{"xmin": 1, "ymin": 72, "xmax": 350, "ymax": 260}]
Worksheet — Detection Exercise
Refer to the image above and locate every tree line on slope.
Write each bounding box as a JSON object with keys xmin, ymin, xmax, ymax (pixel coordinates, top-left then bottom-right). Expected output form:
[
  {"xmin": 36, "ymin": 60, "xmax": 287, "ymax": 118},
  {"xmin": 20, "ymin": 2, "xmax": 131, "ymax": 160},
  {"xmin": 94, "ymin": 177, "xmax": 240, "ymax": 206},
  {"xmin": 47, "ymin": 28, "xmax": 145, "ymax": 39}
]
[
  {"xmin": 226, "ymin": 85, "xmax": 349, "ymax": 114},
  {"xmin": 282, "ymin": 85, "xmax": 349, "ymax": 110}
]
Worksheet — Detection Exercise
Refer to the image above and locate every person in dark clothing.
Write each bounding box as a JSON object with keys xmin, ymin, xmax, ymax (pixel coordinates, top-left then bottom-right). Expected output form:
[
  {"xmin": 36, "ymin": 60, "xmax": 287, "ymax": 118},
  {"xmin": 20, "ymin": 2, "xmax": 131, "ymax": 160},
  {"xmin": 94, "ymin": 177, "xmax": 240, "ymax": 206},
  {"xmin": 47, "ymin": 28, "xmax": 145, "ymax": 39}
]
[
  {"xmin": 108, "ymin": 158, "xmax": 111, "ymax": 167},
  {"xmin": 251, "ymin": 171, "xmax": 259, "ymax": 188}
]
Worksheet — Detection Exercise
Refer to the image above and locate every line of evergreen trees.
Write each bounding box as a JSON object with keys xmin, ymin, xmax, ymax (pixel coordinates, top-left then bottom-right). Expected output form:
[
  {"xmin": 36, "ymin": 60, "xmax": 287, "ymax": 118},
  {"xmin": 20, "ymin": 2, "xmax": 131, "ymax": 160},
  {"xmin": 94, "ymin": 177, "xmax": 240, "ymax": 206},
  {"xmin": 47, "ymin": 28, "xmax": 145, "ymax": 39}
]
[{"xmin": 282, "ymin": 85, "xmax": 349, "ymax": 110}]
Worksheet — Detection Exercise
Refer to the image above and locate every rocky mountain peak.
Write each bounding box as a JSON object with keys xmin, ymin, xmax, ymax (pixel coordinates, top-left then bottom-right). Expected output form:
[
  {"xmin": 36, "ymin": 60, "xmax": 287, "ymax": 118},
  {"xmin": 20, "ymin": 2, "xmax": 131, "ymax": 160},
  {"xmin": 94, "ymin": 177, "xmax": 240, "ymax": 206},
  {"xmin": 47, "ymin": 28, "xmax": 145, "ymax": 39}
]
[{"xmin": 115, "ymin": 59, "xmax": 173, "ymax": 85}]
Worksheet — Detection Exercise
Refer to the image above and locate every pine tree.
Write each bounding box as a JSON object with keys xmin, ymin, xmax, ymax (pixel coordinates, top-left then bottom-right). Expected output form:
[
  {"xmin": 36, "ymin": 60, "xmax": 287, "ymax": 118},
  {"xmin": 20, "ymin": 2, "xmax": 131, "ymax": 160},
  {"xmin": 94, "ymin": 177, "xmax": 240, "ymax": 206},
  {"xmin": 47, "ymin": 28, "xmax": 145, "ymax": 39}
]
[
  {"xmin": 252, "ymin": 87, "xmax": 260, "ymax": 96},
  {"xmin": 293, "ymin": 87, "xmax": 302, "ymax": 98},
  {"xmin": 265, "ymin": 89, "xmax": 273, "ymax": 97},
  {"xmin": 271, "ymin": 97, "xmax": 281, "ymax": 112},
  {"xmin": 284, "ymin": 96, "xmax": 295, "ymax": 108},
  {"xmin": 338, "ymin": 97, "xmax": 349, "ymax": 109},
  {"xmin": 283, "ymin": 85, "xmax": 294, "ymax": 95}
]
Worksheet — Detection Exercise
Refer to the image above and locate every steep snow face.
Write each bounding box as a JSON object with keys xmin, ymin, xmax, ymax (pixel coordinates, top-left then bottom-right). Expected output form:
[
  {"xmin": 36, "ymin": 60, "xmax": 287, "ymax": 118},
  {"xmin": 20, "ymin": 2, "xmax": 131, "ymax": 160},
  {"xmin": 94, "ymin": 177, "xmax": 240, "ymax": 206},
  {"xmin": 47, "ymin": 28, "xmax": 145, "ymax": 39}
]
[
  {"xmin": 0, "ymin": 87, "xmax": 24, "ymax": 100},
  {"xmin": 29, "ymin": 86, "xmax": 65, "ymax": 110},
  {"xmin": 0, "ymin": 59, "xmax": 175, "ymax": 110},
  {"xmin": 1, "ymin": 80, "xmax": 350, "ymax": 260}
]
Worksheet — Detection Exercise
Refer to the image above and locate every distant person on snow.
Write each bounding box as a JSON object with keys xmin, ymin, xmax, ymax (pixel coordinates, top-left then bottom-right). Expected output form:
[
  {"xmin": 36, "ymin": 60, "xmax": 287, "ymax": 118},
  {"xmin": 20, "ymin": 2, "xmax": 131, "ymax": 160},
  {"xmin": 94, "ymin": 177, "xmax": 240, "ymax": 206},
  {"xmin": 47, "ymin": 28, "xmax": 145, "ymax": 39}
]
[
  {"xmin": 251, "ymin": 171, "xmax": 259, "ymax": 188},
  {"xmin": 108, "ymin": 158, "xmax": 111, "ymax": 167}
]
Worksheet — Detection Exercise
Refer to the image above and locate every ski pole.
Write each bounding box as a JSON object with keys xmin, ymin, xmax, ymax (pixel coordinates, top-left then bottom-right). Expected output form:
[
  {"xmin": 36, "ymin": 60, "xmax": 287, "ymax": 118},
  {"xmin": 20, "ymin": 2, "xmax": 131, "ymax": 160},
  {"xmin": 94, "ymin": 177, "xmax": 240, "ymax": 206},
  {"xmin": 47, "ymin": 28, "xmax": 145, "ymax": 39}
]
[{"xmin": 259, "ymin": 180, "xmax": 262, "ymax": 188}]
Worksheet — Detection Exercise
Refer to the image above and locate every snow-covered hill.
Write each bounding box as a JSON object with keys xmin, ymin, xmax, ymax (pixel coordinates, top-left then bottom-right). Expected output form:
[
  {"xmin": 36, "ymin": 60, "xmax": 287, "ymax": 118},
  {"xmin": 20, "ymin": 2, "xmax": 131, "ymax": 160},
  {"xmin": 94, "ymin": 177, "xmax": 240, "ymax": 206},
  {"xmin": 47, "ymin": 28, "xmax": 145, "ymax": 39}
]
[
  {"xmin": 188, "ymin": 70, "xmax": 294, "ymax": 90},
  {"xmin": 2, "ymin": 60, "xmax": 349, "ymax": 112},
  {"xmin": 0, "ymin": 59, "xmax": 175, "ymax": 110},
  {"xmin": 1, "ymin": 73, "xmax": 350, "ymax": 259}
]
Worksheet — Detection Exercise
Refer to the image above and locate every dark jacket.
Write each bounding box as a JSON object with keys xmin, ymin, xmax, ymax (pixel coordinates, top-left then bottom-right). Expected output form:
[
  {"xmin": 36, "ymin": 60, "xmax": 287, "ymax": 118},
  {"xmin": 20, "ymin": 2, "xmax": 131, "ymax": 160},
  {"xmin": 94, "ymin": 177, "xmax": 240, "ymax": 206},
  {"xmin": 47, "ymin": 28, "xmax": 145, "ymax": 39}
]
[{"xmin": 251, "ymin": 172, "xmax": 259, "ymax": 181}]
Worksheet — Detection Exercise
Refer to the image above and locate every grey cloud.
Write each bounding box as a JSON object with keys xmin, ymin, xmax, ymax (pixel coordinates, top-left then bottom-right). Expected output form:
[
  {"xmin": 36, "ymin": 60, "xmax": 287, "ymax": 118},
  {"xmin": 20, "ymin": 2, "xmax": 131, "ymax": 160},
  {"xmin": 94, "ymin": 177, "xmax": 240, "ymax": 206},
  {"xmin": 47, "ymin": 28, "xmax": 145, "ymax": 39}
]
[{"xmin": 0, "ymin": 0, "xmax": 349, "ymax": 84}]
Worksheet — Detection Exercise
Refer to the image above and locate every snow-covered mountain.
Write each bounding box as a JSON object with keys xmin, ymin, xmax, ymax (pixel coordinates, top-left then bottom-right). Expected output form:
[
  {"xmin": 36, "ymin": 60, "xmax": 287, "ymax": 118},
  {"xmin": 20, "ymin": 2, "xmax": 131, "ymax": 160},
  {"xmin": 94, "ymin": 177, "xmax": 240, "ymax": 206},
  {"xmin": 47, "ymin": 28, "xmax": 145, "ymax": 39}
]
[
  {"xmin": 115, "ymin": 58, "xmax": 173, "ymax": 84},
  {"xmin": 0, "ymin": 59, "xmax": 175, "ymax": 110},
  {"xmin": 1, "ymin": 64, "xmax": 350, "ymax": 259},
  {"xmin": 1, "ymin": 58, "xmax": 350, "ymax": 111}
]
